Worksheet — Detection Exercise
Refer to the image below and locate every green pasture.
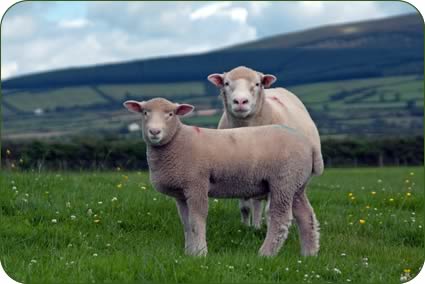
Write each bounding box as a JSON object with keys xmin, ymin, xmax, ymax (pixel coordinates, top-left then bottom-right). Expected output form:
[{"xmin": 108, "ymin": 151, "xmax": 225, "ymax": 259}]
[{"xmin": 0, "ymin": 167, "xmax": 423, "ymax": 283}]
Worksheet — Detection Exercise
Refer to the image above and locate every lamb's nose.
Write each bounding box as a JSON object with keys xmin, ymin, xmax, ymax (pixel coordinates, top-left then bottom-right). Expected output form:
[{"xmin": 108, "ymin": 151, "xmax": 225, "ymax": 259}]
[
  {"xmin": 149, "ymin": 128, "xmax": 161, "ymax": 135},
  {"xmin": 233, "ymin": 98, "xmax": 249, "ymax": 105}
]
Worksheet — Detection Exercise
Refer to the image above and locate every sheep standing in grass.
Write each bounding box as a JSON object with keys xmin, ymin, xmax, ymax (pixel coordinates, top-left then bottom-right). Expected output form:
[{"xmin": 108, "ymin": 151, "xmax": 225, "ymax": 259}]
[
  {"xmin": 208, "ymin": 66, "xmax": 323, "ymax": 234},
  {"xmin": 123, "ymin": 98, "xmax": 321, "ymax": 257}
]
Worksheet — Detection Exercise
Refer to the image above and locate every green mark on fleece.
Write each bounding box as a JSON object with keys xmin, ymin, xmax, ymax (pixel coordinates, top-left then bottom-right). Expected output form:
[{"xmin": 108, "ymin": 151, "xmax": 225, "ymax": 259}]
[
  {"xmin": 270, "ymin": 124, "xmax": 308, "ymax": 140},
  {"xmin": 271, "ymin": 124, "xmax": 297, "ymax": 132}
]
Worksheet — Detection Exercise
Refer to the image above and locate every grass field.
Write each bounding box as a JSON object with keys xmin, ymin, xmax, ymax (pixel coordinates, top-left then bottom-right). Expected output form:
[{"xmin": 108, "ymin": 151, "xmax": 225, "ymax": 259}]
[{"xmin": 0, "ymin": 167, "xmax": 423, "ymax": 283}]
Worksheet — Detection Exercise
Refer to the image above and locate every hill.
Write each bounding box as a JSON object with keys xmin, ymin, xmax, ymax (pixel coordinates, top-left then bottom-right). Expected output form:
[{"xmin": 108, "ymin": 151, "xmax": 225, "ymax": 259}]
[
  {"xmin": 230, "ymin": 13, "xmax": 423, "ymax": 50},
  {"xmin": 1, "ymin": 13, "xmax": 423, "ymax": 139}
]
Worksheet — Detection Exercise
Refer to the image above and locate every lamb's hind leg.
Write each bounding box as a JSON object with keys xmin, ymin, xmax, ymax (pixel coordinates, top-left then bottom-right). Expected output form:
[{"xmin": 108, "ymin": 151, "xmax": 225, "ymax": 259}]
[
  {"xmin": 239, "ymin": 198, "xmax": 251, "ymax": 226},
  {"xmin": 259, "ymin": 185, "xmax": 293, "ymax": 257},
  {"xmin": 251, "ymin": 198, "xmax": 263, "ymax": 229},
  {"xmin": 293, "ymin": 187, "xmax": 320, "ymax": 256}
]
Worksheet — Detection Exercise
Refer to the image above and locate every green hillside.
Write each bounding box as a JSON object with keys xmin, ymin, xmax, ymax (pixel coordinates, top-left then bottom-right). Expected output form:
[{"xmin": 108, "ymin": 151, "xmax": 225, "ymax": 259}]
[{"xmin": 2, "ymin": 75, "xmax": 423, "ymax": 139}]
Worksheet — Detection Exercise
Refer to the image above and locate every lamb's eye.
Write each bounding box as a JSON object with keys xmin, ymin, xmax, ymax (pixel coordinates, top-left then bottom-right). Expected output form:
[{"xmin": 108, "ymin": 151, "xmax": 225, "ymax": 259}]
[
  {"xmin": 143, "ymin": 111, "xmax": 148, "ymax": 116},
  {"xmin": 224, "ymin": 82, "xmax": 230, "ymax": 86},
  {"xmin": 255, "ymin": 82, "xmax": 260, "ymax": 87},
  {"xmin": 168, "ymin": 112, "xmax": 173, "ymax": 117}
]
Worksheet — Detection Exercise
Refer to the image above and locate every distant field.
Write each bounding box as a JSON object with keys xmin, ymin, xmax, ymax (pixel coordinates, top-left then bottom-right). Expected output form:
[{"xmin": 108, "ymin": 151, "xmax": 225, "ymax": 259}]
[
  {"xmin": 98, "ymin": 81, "xmax": 206, "ymax": 101},
  {"xmin": 2, "ymin": 75, "xmax": 423, "ymax": 139},
  {"xmin": 0, "ymin": 167, "xmax": 423, "ymax": 283}
]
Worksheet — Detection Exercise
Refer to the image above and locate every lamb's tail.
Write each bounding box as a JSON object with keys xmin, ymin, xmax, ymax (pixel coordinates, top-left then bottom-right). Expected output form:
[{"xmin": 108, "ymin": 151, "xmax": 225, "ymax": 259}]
[{"xmin": 312, "ymin": 146, "xmax": 324, "ymax": 176}]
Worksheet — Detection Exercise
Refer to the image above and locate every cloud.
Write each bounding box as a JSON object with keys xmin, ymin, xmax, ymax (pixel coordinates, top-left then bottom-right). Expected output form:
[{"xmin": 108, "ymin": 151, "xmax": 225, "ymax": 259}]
[
  {"xmin": 1, "ymin": 62, "xmax": 19, "ymax": 78},
  {"xmin": 2, "ymin": 14, "xmax": 37, "ymax": 40},
  {"xmin": 190, "ymin": 2, "xmax": 232, "ymax": 20},
  {"xmin": 245, "ymin": 1, "xmax": 416, "ymax": 37},
  {"xmin": 58, "ymin": 18, "xmax": 91, "ymax": 29},
  {"xmin": 0, "ymin": 1, "xmax": 417, "ymax": 80}
]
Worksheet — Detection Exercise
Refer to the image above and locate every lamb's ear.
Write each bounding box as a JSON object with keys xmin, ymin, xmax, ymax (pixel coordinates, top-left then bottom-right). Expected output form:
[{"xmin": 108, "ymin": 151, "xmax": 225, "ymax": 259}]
[
  {"xmin": 261, "ymin": 74, "xmax": 277, "ymax": 88},
  {"xmin": 175, "ymin": 104, "xmax": 195, "ymax": 116},
  {"xmin": 207, "ymin": 73, "xmax": 224, "ymax": 88},
  {"xmin": 123, "ymin": 100, "xmax": 144, "ymax": 113}
]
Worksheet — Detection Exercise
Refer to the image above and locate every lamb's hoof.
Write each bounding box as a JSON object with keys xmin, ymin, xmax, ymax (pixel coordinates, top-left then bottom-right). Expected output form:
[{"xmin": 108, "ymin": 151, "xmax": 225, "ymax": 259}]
[
  {"xmin": 253, "ymin": 223, "xmax": 262, "ymax": 230},
  {"xmin": 241, "ymin": 219, "xmax": 251, "ymax": 227},
  {"xmin": 258, "ymin": 246, "xmax": 277, "ymax": 257},
  {"xmin": 185, "ymin": 247, "xmax": 208, "ymax": 257},
  {"xmin": 301, "ymin": 248, "xmax": 319, "ymax": 257}
]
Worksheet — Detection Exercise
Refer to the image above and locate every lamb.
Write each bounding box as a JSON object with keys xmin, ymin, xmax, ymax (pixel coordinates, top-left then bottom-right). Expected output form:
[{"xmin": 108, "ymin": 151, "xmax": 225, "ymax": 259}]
[
  {"xmin": 208, "ymin": 66, "xmax": 323, "ymax": 230},
  {"xmin": 123, "ymin": 97, "xmax": 320, "ymax": 257}
]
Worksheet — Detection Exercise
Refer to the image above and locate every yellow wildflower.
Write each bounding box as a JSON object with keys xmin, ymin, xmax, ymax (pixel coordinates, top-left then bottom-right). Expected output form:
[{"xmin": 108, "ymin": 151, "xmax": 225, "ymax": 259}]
[
  {"xmin": 371, "ymin": 191, "xmax": 376, "ymax": 195},
  {"xmin": 359, "ymin": 219, "xmax": 366, "ymax": 224},
  {"xmin": 406, "ymin": 192, "xmax": 411, "ymax": 197},
  {"xmin": 348, "ymin": 192, "xmax": 353, "ymax": 197},
  {"xmin": 94, "ymin": 219, "xmax": 101, "ymax": 223},
  {"xmin": 404, "ymin": 268, "xmax": 411, "ymax": 273},
  {"xmin": 389, "ymin": 198, "xmax": 394, "ymax": 202},
  {"xmin": 117, "ymin": 183, "xmax": 123, "ymax": 189}
]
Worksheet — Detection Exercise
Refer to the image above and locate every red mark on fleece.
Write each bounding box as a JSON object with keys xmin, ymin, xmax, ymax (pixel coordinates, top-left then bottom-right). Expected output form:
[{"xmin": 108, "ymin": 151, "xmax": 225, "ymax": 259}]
[
  {"xmin": 269, "ymin": 96, "xmax": 284, "ymax": 107},
  {"xmin": 193, "ymin": 126, "xmax": 201, "ymax": 134}
]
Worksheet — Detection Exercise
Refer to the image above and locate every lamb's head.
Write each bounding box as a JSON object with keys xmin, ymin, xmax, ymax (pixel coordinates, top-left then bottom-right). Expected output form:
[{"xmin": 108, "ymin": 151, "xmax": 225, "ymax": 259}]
[
  {"xmin": 208, "ymin": 66, "xmax": 276, "ymax": 118},
  {"xmin": 123, "ymin": 98, "xmax": 194, "ymax": 146}
]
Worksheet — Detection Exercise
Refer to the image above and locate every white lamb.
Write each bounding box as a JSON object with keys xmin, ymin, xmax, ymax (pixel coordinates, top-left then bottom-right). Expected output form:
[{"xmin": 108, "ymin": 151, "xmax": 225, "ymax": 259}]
[
  {"xmin": 123, "ymin": 98, "xmax": 321, "ymax": 257},
  {"xmin": 208, "ymin": 66, "xmax": 323, "ymax": 231}
]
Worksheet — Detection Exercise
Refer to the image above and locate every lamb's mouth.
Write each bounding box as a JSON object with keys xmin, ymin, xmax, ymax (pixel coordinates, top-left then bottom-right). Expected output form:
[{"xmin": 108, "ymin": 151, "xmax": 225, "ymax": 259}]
[
  {"xmin": 148, "ymin": 135, "xmax": 162, "ymax": 144},
  {"xmin": 232, "ymin": 108, "xmax": 251, "ymax": 117}
]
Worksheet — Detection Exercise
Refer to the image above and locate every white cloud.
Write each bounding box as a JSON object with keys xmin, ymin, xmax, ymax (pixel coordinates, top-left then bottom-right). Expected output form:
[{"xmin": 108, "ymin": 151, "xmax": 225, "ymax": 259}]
[
  {"xmin": 2, "ymin": 15, "xmax": 37, "ymax": 39},
  {"xmin": 190, "ymin": 2, "xmax": 248, "ymax": 24},
  {"xmin": 299, "ymin": 1, "xmax": 325, "ymax": 15},
  {"xmin": 1, "ymin": 62, "xmax": 18, "ymax": 79},
  {"xmin": 190, "ymin": 2, "xmax": 231, "ymax": 20},
  {"xmin": 229, "ymin": 7, "xmax": 248, "ymax": 24},
  {"xmin": 58, "ymin": 18, "xmax": 91, "ymax": 29}
]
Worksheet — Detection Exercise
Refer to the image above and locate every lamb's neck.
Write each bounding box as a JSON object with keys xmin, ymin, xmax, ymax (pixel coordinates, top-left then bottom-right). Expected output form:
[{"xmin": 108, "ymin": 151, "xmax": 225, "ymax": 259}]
[{"xmin": 146, "ymin": 126, "xmax": 188, "ymax": 171}]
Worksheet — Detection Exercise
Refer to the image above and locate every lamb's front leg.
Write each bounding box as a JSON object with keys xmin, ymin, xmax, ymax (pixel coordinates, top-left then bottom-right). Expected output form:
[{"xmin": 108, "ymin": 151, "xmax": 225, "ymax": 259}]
[
  {"xmin": 185, "ymin": 190, "xmax": 209, "ymax": 256},
  {"xmin": 259, "ymin": 187, "xmax": 293, "ymax": 257},
  {"xmin": 175, "ymin": 198, "xmax": 192, "ymax": 252}
]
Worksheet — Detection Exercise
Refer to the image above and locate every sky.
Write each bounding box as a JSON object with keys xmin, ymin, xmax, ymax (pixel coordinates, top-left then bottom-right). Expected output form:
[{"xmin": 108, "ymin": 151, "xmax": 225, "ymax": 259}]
[{"xmin": 1, "ymin": 1, "xmax": 417, "ymax": 79}]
